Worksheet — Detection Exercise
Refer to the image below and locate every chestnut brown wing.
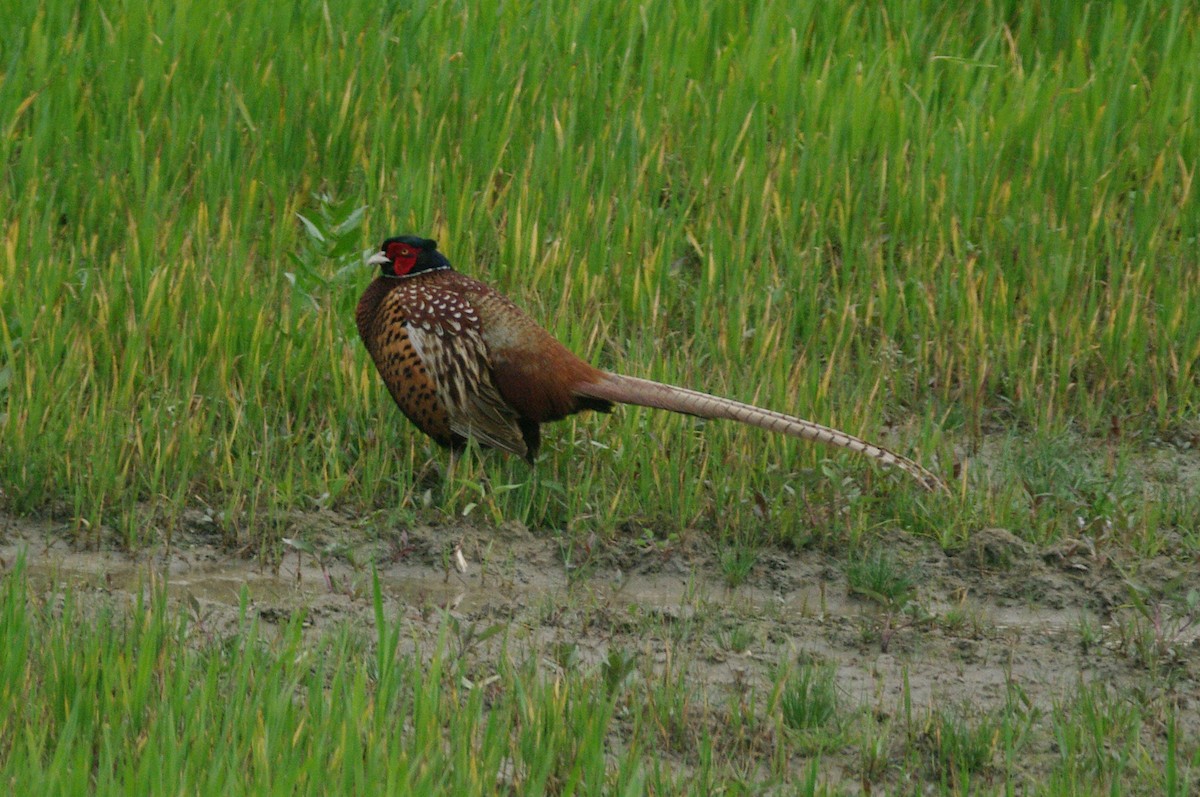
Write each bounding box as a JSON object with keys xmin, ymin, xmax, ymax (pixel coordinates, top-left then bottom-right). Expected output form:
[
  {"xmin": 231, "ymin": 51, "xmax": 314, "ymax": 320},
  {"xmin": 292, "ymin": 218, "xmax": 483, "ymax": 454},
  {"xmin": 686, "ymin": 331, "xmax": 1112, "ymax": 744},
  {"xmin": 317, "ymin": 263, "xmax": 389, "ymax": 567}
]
[
  {"xmin": 464, "ymin": 282, "xmax": 613, "ymax": 422},
  {"xmin": 401, "ymin": 288, "xmax": 530, "ymax": 459}
]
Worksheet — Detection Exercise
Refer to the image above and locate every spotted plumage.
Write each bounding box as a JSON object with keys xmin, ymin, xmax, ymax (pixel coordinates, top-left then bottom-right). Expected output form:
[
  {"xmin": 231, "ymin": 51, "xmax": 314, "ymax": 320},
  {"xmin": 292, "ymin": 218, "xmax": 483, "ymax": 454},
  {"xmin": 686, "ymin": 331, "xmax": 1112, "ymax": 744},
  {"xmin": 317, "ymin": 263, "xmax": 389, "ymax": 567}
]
[{"xmin": 356, "ymin": 235, "xmax": 945, "ymax": 490}]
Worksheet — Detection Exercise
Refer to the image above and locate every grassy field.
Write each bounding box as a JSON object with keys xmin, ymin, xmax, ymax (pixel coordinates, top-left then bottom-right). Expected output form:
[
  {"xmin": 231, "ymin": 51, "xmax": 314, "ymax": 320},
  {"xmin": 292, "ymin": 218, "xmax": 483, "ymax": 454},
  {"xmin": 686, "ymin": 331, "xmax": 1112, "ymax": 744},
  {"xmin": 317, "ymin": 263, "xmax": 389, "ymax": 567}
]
[{"xmin": 1, "ymin": 0, "xmax": 1198, "ymax": 793}]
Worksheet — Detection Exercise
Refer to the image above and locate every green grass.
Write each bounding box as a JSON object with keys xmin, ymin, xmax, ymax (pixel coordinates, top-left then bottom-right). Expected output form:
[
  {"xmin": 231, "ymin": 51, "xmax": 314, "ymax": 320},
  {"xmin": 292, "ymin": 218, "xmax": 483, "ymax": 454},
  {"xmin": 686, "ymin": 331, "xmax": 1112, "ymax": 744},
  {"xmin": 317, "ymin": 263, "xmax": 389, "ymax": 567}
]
[
  {"xmin": 780, "ymin": 664, "xmax": 840, "ymax": 733},
  {"xmin": 846, "ymin": 548, "xmax": 917, "ymax": 608},
  {"xmin": 2, "ymin": 560, "xmax": 1192, "ymax": 795},
  {"xmin": 1, "ymin": 0, "xmax": 1197, "ymax": 550},
  {"xmin": 0, "ymin": 560, "xmax": 643, "ymax": 795}
]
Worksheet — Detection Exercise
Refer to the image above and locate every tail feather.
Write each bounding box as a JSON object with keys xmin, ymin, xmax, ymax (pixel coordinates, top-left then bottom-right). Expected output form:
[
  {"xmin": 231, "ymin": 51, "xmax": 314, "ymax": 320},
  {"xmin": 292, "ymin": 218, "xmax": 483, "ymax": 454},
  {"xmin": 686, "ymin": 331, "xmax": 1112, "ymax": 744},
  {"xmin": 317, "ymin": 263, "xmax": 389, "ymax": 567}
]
[{"xmin": 574, "ymin": 373, "xmax": 945, "ymax": 492}]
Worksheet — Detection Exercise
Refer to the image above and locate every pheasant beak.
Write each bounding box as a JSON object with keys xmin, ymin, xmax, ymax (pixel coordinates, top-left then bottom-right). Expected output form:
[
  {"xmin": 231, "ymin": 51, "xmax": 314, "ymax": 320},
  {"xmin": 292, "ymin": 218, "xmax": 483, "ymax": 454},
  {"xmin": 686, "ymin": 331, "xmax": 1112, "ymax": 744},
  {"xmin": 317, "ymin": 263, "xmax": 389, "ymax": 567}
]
[{"xmin": 366, "ymin": 251, "xmax": 391, "ymax": 266}]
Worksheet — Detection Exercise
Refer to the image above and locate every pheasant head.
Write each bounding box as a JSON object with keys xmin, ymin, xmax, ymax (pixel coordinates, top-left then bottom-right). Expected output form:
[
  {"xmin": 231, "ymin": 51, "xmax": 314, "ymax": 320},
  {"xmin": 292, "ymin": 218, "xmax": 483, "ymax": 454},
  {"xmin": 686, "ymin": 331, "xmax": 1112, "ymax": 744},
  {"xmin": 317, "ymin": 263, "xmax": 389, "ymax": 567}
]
[{"xmin": 367, "ymin": 236, "xmax": 451, "ymax": 278}]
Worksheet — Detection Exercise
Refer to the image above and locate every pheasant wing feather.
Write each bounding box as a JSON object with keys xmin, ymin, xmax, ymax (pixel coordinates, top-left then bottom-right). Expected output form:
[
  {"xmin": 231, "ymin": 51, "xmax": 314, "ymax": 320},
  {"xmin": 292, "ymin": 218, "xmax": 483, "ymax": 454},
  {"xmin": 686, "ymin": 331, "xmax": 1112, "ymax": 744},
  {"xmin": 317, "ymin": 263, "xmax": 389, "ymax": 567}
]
[{"xmin": 405, "ymin": 302, "xmax": 529, "ymax": 459}]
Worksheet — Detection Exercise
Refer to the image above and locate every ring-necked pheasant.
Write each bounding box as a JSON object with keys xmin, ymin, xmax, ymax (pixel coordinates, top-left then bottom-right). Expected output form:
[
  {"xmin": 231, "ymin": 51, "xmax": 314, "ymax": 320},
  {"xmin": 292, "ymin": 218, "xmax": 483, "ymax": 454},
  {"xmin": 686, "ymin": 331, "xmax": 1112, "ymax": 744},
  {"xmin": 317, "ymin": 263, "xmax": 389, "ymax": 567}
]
[{"xmin": 357, "ymin": 236, "xmax": 944, "ymax": 491}]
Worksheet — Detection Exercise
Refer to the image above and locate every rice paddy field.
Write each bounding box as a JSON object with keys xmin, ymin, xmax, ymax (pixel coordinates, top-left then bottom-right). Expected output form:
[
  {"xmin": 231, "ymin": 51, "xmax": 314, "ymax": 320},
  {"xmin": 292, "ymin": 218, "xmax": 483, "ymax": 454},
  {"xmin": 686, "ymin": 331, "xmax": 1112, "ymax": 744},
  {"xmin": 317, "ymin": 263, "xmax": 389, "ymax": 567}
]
[{"xmin": 1, "ymin": 0, "xmax": 1198, "ymax": 793}]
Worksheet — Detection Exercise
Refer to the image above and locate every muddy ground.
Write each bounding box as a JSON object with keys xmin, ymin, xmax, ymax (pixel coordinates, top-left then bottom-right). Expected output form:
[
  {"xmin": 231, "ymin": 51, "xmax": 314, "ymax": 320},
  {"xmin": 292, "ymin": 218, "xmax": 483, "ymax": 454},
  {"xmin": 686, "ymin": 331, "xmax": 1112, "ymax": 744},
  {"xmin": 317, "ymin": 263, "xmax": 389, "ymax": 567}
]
[{"xmin": 2, "ymin": 507, "xmax": 1198, "ymax": 789}]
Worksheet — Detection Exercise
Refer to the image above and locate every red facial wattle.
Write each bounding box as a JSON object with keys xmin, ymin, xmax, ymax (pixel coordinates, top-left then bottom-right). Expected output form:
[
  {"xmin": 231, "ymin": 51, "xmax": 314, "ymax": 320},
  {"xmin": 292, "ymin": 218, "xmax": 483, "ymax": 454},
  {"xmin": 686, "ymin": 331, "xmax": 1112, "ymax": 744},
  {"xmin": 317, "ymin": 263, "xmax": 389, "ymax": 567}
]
[{"xmin": 385, "ymin": 242, "xmax": 418, "ymax": 275}]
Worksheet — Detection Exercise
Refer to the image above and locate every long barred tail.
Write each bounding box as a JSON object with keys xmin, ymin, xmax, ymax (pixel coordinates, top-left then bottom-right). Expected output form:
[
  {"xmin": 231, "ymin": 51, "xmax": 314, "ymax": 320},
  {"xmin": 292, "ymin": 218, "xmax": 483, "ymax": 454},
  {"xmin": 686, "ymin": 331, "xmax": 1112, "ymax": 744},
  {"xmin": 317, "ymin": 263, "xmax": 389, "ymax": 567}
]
[{"xmin": 573, "ymin": 373, "xmax": 945, "ymax": 492}]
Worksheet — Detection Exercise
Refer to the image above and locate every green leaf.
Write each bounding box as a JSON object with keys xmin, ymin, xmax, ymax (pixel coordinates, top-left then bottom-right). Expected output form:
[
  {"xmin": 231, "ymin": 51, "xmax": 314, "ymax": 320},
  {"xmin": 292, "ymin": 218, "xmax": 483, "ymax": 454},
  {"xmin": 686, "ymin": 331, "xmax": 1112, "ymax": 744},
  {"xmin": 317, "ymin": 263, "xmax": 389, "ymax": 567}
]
[
  {"xmin": 334, "ymin": 205, "xmax": 368, "ymax": 237},
  {"xmin": 296, "ymin": 212, "xmax": 326, "ymax": 243}
]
